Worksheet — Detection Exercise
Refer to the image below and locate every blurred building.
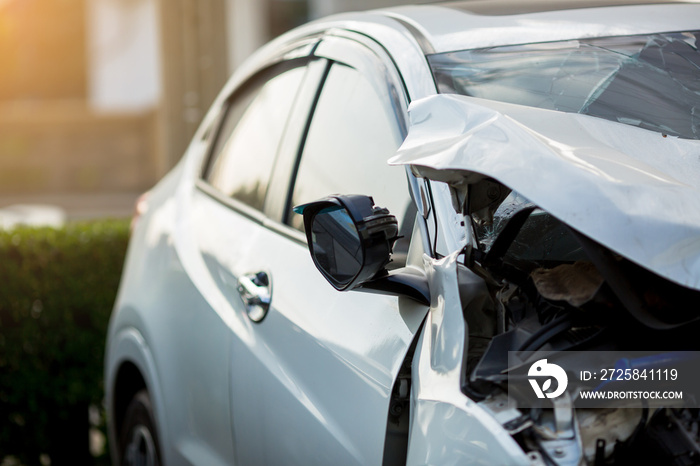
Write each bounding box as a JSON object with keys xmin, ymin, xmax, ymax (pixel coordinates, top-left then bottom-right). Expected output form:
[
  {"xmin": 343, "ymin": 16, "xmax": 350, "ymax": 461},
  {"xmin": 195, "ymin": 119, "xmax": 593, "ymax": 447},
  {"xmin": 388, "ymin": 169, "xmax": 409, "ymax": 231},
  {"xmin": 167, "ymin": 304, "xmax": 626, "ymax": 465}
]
[
  {"xmin": 157, "ymin": 0, "xmax": 424, "ymax": 172},
  {"xmin": 0, "ymin": 0, "xmax": 422, "ymax": 216},
  {"xmin": 0, "ymin": 0, "xmax": 157, "ymax": 218}
]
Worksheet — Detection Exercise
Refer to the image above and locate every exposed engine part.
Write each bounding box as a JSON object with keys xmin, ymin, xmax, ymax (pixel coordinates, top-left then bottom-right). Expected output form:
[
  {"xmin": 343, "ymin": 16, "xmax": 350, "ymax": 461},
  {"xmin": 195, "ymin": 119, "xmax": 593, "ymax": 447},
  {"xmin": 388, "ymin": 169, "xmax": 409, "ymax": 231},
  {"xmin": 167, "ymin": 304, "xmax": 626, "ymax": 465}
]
[
  {"xmin": 458, "ymin": 189, "xmax": 700, "ymax": 465},
  {"xmin": 577, "ymin": 408, "xmax": 641, "ymax": 463},
  {"xmin": 531, "ymin": 262, "xmax": 604, "ymax": 308},
  {"xmin": 481, "ymin": 394, "xmax": 534, "ymax": 435},
  {"xmin": 635, "ymin": 409, "xmax": 700, "ymax": 466}
]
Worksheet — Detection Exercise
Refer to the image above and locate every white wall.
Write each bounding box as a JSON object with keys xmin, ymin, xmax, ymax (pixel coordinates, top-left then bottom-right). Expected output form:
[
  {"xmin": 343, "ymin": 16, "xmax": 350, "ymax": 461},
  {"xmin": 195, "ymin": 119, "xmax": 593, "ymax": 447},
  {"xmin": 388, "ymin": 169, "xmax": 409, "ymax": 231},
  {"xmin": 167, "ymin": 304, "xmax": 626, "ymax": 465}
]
[
  {"xmin": 87, "ymin": 0, "xmax": 161, "ymax": 112},
  {"xmin": 225, "ymin": 0, "xmax": 269, "ymax": 74}
]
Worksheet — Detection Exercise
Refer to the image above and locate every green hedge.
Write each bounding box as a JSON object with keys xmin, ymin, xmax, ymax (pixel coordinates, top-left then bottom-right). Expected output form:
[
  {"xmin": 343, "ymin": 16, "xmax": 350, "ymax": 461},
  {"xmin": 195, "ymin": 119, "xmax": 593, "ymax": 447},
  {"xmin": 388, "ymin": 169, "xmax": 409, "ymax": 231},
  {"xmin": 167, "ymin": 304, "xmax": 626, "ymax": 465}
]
[{"xmin": 0, "ymin": 219, "xmax": 130, "ymax": 465}]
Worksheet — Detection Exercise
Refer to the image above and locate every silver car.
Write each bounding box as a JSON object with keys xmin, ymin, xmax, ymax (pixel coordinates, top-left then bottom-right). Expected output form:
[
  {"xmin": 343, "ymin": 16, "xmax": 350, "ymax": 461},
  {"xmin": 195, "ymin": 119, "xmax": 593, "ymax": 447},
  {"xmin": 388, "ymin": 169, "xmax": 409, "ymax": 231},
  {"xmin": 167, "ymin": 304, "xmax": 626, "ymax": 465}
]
[{"xmin": 105, "ymin": 1, "xmax": 700, "ymax": 465}]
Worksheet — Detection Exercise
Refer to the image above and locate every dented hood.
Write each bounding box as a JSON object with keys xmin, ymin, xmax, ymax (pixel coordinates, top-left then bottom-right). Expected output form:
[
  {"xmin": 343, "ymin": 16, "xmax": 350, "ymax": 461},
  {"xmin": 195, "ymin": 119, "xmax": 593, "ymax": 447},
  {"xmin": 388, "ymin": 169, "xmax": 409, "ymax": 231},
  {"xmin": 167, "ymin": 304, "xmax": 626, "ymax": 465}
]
[{"xmin": 389, "ymin": 94, "xmax": 700, "ymax": 290}]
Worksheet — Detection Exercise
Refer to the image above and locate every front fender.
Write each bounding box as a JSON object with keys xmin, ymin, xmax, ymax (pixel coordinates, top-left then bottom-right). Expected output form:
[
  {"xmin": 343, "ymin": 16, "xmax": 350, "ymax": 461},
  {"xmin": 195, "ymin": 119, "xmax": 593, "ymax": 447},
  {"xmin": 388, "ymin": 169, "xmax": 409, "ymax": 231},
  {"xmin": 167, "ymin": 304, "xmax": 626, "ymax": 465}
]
[{"xmin": 407, "ymin": 252, "xmax": 530, "ymax": 465}]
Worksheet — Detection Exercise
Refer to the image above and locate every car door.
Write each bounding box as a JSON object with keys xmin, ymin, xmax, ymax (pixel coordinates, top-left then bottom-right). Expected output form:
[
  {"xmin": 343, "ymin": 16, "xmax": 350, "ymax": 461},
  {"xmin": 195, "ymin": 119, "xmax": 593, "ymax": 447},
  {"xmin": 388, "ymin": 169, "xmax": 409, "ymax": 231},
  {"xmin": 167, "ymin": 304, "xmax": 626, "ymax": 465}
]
[{"xmin": 193, "ymin": 34, "xmax": 428, "ymax": 465}]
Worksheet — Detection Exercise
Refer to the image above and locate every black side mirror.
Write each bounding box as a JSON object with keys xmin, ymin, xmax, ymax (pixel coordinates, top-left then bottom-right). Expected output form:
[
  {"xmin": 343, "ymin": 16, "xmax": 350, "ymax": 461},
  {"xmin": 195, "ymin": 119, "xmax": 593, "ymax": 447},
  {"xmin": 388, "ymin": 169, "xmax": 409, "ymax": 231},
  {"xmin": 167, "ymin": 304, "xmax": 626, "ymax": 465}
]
[
  {"xmin": 294, "ymin": 195, "xmax": 398, "ymax": 291},
  {"xmin": 294, "ymin": 195, "xmax": 430, "ymax": 305}
]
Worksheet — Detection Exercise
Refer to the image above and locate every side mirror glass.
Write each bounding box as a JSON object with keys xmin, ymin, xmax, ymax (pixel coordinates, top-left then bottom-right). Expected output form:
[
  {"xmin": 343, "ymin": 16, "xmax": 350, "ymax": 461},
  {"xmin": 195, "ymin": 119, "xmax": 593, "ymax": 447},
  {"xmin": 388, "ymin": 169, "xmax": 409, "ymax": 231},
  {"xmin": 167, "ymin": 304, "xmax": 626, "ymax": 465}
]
[
  {"xmin": 311, "ymin": 205, "xmax": 363, "ymax": 289},
  {"xmin": 294, "ymin": 195, "xmax": 398, "ymax": 291}
]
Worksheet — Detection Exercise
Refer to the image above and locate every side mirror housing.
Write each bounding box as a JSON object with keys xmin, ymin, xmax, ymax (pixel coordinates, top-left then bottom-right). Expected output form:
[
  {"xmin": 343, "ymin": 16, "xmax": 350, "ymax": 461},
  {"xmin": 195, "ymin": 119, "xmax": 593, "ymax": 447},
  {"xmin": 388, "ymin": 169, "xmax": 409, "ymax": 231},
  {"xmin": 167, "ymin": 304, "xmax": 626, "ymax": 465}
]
[
  {"xmin": 295, "ymin": 195, "xmax": 398, "ymax": 291},
  {"xmin": 294, "ymin": 195, "xmax": 429, "ymax": 305}
]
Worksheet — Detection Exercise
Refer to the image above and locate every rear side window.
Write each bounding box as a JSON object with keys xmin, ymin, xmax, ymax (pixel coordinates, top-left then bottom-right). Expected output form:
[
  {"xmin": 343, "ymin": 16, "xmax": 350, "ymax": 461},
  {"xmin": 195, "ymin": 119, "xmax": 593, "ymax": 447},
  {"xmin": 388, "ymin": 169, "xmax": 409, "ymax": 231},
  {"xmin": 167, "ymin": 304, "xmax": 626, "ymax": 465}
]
[
  {"xmin": 288, "ymin": 63, "xmax": 408, "ymax": 231},
  {"xmin": 205, "ymin": 65, "xmax": 307, "ymax": 210}
]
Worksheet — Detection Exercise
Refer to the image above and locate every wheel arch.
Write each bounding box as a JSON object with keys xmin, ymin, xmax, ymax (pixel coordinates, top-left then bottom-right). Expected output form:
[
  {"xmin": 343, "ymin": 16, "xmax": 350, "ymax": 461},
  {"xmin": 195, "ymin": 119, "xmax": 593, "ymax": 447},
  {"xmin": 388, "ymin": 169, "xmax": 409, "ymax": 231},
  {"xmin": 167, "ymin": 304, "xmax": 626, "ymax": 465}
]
[
  {"xmin": 113, "ymin": 361, "xmax": 147, "ymax": 453},
  {"xmin": 106, "ymin": 326, "xmax": 168, "ymax": 466}
]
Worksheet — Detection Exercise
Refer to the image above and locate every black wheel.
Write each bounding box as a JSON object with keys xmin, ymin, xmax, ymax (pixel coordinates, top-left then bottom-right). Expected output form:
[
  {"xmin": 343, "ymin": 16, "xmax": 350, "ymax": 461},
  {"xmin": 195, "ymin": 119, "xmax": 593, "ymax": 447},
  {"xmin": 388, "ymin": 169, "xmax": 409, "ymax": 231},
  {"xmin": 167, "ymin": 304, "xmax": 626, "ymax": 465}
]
[{"xmin": 119, "ymin": 390, "xmax": 162, "ymax": 466}]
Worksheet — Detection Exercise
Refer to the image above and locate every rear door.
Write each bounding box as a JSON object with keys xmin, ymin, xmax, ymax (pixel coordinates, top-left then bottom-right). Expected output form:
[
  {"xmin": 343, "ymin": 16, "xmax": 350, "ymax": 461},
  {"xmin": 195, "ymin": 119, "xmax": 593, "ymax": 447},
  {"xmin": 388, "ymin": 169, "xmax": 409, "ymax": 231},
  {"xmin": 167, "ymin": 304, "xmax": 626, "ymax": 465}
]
[{"xmin": 194, "ymin": 34, "xmax": 428, "ymax": 465}]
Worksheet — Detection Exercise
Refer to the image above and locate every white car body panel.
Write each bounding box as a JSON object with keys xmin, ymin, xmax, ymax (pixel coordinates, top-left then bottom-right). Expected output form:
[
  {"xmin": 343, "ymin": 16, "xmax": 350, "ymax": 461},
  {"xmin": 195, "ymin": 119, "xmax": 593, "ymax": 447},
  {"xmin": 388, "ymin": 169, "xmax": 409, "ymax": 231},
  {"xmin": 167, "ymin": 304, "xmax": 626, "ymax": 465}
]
[
  {"xmin": 190, "ymin": 186, "xmax": 427, "ymax": 464},
  {"xmin": 109, "ymin": 152, "xmax": 238, "ymax": 465},
  {"xmin": 390, "ymin": 94, "xmax": 700, "ymax": 289},
  {"xmin": 408, "ymin": 252, "xmax": 531, "ymax": 465}
]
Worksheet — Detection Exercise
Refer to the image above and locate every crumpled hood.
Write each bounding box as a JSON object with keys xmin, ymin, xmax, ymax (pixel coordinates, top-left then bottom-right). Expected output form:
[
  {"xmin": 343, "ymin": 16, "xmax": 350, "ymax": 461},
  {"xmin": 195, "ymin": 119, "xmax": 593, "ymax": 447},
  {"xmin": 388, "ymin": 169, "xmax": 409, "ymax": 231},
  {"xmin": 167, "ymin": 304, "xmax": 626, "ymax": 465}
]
[{"xmin": 389, "ymin": 94, "xmax": 700, "ymax": 290}]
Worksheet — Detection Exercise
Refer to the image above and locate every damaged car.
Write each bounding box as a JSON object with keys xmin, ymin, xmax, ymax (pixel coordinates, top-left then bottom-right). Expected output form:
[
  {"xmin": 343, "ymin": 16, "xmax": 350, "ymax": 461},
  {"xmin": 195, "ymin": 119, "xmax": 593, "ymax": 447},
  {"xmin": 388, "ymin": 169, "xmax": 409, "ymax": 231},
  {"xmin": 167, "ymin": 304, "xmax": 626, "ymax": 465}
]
[{"xmin": 105, "ymin": 1, "xmax": 700, "ymax": 465}]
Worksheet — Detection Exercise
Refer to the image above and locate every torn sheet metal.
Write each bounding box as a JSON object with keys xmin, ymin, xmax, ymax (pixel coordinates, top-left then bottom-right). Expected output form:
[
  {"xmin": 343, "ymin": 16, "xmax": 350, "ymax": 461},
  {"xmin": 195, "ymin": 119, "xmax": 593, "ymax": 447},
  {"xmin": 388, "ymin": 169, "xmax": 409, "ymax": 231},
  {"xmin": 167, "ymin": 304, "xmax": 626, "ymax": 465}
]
[{"xmin": 389, "ymin": 94, "xmax": 700, "ymax": 290}]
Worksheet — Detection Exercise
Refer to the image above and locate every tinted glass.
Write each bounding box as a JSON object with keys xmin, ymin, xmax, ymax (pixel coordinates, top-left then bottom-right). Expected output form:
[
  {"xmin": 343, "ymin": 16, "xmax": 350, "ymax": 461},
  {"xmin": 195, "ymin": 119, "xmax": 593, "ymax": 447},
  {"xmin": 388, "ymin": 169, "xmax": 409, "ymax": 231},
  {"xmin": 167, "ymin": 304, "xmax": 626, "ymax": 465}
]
[
  {"xmin": 289, "ymin": 64, "xmax": 408, "ymax": 231},
  {"xmin": 311, "ymin": 206, "xmax": 362, "ymax": 286},
  {"xmin": 475, "ymin": 192, "xmax": 587, "ymax": 269},
  {"xmin": 429, "ymin": 32, "xmax": 700, "ymax": 139},
  {"xmin": 207, "ymin": 65, "xmax": 306, "ymax": 210}
]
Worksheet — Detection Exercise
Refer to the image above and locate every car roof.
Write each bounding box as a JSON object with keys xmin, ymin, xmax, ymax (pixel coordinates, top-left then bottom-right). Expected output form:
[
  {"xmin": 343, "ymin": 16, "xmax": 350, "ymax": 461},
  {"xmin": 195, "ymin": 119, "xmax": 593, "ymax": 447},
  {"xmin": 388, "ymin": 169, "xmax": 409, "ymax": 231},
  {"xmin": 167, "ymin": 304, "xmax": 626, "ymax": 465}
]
[{"xmin": 372, "ymin": 1, "xmax": 700, "ymax": 53}]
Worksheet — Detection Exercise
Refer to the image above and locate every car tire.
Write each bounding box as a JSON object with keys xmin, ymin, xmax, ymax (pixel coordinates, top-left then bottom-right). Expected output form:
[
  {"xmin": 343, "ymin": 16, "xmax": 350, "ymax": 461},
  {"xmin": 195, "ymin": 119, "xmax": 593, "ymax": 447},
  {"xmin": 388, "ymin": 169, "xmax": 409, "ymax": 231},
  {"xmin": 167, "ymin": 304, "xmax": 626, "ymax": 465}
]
[{"xmin": 119, "ymin": 390, "xmax": 162, "ymax": 466}]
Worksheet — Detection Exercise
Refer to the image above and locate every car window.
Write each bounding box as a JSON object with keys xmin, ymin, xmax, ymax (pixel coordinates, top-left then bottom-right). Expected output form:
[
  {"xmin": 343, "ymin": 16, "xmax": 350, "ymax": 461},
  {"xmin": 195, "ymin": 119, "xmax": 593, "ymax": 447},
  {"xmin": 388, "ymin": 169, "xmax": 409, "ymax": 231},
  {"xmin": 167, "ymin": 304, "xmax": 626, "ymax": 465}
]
[
  {"xmin": 288, "ymin": 63, "xmax": 409, "ymax": 232},
  {"xmin": 205, "ymin": 64, "xmax": 307, "ymax": 210}
]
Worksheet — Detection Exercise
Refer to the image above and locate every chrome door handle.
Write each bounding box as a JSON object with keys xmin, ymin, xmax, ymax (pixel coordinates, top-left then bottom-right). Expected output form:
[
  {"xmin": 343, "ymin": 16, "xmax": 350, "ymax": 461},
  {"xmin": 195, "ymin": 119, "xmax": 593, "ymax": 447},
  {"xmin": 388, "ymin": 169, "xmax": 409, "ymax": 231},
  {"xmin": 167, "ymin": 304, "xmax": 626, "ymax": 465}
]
[{"xmin": 237, "ymin": 271, "xmax": 271, "ymax": 322}]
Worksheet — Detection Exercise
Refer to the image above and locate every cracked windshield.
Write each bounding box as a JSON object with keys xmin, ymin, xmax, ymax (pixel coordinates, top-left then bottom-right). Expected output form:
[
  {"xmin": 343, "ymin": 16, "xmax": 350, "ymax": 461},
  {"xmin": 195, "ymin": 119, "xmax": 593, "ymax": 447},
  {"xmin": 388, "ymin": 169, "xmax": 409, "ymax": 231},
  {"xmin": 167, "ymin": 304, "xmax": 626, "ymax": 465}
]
[{"xmin": 428, "ymin": 31, "xmax": 700, "ymax": 139}]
